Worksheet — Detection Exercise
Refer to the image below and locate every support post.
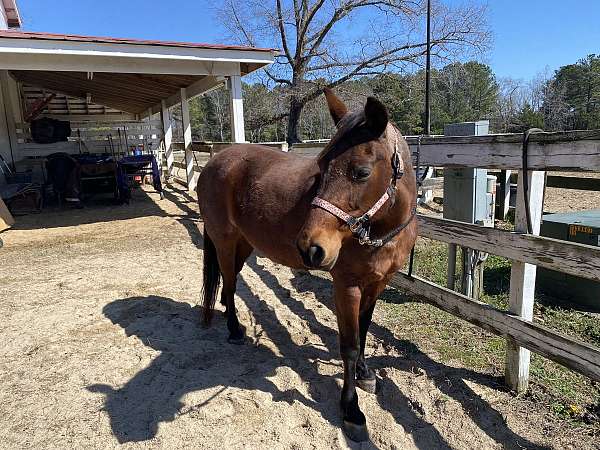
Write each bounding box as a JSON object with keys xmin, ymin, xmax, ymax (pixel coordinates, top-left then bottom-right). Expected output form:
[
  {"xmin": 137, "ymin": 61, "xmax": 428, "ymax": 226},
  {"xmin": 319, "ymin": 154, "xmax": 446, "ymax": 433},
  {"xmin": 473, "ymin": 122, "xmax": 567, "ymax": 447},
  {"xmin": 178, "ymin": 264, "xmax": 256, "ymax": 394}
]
[
  {"xmin": 161, "ymin": 100, "xmax": 174, "ymax": 178},
  {"xmin": 228, "ymin": 75, "xmax": 246, "ymax": 143},
  {"xmin": 505, "ymin": 170, "xmax": 545, "ymax": 392},
  {"xmin": 447, "ymin": 243, "xmax": 457, "ymax": 290},
  {"xmin": 180, "ymin": 88, "xmax": 195, "ymax": 191},
  {"xmin": 0, "ymin": 71, "xmax": 18, "ymax": 169},
  {"xmin": 497, "ymin": 170, "xmax": 512, "ymax": 220}
]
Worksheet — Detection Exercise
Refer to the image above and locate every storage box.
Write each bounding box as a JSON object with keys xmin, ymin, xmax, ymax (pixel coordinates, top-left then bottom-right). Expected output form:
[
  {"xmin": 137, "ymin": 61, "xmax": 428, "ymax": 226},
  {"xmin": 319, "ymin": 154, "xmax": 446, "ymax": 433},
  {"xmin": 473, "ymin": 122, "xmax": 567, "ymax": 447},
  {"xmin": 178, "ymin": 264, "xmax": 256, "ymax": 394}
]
[{"xmin": 537, "ymin": 210, "xmax": 600, "ymax": 311}]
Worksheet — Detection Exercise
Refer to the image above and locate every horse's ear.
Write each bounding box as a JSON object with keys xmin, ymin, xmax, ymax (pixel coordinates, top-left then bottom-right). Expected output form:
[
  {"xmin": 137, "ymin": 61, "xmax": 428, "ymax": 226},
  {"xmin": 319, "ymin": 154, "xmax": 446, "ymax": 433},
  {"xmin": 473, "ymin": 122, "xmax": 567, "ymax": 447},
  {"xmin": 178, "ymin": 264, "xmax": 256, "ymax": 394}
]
[
  {"xmin": 324, "ymin": 87, "xmax": 348, "ymax": 126},
  {"xmin": 364, "ymin": 97, "xmax": 388, "ymax": 136}
]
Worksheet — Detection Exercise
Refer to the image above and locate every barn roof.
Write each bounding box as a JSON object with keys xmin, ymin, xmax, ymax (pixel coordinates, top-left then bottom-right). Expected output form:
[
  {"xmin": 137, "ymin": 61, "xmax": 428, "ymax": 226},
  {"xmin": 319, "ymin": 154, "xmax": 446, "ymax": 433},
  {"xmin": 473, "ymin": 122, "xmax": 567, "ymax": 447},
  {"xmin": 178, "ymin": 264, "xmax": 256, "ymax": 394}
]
[
  {"xmin": 0, "ymin": 30, "xmax": 276, "ymax": 53},
  {"xmin": 0, "ymin": 30, "xmax": 276, "ymax": 116}
]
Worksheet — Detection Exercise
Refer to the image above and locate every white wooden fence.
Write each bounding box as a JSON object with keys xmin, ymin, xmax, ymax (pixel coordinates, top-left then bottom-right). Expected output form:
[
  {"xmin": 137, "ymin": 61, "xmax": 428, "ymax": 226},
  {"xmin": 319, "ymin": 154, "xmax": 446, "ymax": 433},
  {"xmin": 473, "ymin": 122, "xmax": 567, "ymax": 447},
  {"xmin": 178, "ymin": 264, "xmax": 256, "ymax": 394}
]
[
  {"xmin": 292, "ymin": 129, "xmax": 600, "ymax": 392},
  {"xmin": 15, "ymin": 120, "xmax": 163, "ymax": 157}
]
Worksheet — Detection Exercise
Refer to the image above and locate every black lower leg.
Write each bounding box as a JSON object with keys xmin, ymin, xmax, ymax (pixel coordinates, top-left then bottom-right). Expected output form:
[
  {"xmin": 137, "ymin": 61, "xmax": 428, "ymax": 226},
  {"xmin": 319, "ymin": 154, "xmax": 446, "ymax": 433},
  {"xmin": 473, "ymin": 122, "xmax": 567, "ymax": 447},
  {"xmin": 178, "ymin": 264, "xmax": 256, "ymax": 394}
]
[
  {"xmin": 356, "ymin": 303, "xmax": 376, "ymax": 382},
  {"xmin": 340, "ymin": 346, "xmax": 368, "ymax": 441},
  {"xmin": 223, "ymin": 288, "xmax": 245, "ymax": 343}
]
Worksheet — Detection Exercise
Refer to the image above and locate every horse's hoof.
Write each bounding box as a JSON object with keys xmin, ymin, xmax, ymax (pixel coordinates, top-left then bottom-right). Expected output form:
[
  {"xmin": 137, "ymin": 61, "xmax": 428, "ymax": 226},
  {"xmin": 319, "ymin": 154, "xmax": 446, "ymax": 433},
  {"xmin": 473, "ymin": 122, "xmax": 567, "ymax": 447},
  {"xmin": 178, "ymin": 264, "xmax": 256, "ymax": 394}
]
[
  {"xmin": 343, "ymin": 420, "xmax": 369, "ymax": 442},
  {"xmin": 356, "ymin": 376, "xmax": 377, "ymax": 394},
  {"xmin": 227, "ymin": 335, "xmax": 246, "ymax": 345}
]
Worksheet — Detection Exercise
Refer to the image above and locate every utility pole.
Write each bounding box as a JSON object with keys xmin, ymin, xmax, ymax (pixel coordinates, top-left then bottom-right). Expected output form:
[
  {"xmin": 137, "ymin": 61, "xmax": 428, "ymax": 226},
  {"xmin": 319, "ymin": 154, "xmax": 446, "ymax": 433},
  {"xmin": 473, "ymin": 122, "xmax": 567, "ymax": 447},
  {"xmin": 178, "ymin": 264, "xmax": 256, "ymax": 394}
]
[{"xmin": 424, "ymin": 0, "xmax": 432, "ymax": 136}]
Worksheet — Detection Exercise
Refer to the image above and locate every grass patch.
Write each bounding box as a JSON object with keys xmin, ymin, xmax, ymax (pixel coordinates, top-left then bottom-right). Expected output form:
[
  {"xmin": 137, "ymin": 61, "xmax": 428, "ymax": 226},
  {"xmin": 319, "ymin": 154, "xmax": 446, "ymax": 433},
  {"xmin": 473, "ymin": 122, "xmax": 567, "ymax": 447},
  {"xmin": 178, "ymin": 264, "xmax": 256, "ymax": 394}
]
[{"xmin": 382, "ymin": 236, "xmax": 600, "ymax": 431}]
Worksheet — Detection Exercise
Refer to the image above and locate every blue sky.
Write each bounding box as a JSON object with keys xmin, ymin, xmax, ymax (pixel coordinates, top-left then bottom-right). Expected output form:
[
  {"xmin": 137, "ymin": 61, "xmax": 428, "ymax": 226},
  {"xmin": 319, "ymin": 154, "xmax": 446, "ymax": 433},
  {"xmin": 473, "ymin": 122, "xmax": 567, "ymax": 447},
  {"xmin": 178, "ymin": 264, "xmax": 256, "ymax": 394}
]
[{"xmin": 15, "ymin": 0, "xmax": 600, "ymax": 82}]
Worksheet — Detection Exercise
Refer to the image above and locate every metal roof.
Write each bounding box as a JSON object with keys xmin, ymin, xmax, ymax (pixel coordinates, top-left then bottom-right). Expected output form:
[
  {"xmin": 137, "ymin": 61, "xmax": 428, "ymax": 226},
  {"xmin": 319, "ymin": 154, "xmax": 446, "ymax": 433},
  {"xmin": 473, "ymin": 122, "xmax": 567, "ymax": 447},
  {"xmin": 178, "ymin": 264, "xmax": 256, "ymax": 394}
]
[{"xmin": 0, "ymin": 30, "xmax": 276, "ymax": 53}]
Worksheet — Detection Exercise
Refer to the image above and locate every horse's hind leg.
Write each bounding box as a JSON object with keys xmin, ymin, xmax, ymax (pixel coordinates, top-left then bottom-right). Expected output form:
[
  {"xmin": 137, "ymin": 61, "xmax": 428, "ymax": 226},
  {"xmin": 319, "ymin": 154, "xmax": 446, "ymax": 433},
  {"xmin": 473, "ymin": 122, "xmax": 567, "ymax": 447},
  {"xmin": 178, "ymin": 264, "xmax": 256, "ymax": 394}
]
[{"xmin": 217, "ymin": 236, "xmax": 253, "ymax": 344}]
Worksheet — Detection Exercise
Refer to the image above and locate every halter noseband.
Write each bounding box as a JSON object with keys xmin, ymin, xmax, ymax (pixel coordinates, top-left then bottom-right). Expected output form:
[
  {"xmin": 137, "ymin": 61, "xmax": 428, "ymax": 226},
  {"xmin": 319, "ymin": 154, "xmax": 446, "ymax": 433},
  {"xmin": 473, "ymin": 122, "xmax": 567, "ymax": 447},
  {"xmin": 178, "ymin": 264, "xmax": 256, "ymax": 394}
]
[{"xmin": 311, "ymin": 135, "xmax": 417, "ymax": 248}]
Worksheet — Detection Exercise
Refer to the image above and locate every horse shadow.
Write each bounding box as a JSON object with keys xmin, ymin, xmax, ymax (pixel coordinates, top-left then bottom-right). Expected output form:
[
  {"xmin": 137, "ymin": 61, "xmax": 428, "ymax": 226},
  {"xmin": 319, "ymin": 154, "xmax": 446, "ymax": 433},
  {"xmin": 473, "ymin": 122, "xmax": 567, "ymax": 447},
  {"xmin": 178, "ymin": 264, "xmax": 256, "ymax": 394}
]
[
  {"xmin": 89, "ymin": 255, "xmax": 547, "ymax": 449},
  {"xmin": 88, "ymin": 261, "xmax": 347, "ymax": 445}
]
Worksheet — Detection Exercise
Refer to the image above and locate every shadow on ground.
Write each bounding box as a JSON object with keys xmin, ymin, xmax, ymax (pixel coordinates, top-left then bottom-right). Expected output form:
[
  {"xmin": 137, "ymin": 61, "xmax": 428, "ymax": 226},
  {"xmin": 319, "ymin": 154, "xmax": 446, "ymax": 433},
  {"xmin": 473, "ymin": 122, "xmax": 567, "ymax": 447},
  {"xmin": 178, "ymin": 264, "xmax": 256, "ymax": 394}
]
[
  {"xmin": 11, "ymin": 186, "xmax": 166, "ymax": 230},
  {"xmin": 90, "ymin": 255, "xmax": 548, "ymax": 449}
]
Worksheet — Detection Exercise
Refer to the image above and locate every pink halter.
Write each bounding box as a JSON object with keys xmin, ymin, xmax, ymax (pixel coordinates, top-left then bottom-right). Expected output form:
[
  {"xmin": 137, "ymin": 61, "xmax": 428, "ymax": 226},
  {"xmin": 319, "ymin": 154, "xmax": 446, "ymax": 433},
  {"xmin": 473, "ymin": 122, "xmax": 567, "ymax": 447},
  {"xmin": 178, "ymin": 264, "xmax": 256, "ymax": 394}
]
[{"xmin": 311, "ymin": 136, "xmax": 416, "ymax": 247}]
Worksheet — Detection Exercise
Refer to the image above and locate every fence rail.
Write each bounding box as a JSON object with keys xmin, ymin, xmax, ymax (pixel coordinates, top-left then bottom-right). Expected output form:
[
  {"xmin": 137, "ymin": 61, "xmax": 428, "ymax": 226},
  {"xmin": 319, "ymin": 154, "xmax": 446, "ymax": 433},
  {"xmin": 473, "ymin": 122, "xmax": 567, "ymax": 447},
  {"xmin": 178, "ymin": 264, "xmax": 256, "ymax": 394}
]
[
  {"xmin": 293, "ymin": 130, "xmax": 600, "ymax": 171},
  {"xmin": 418, "ymin": 215, "xmax": 600, "ymax": 282},
  {"xmin": 15, "ymin": 120, "xmax": 163, "ymax": 156},
  {"xmin": 389, "ymin": 273, "xmax": 600, "ymax": 382}
]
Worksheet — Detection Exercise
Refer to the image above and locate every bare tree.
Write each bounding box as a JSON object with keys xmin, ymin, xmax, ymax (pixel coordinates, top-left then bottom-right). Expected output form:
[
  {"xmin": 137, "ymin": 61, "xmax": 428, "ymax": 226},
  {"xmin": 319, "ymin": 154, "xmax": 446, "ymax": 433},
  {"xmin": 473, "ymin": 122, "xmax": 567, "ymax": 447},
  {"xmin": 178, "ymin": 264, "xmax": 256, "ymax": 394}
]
[{"xmin": 217, "ymin": 0, "xmax": 490, "ymax": 143}]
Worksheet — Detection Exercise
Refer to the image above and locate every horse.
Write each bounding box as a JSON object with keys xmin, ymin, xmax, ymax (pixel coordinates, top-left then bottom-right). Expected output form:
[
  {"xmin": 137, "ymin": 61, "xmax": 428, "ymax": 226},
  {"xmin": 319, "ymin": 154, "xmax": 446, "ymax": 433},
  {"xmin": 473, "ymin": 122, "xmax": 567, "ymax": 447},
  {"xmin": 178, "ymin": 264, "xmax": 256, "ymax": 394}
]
[{"xmin": 197, "ymin": 88, "xmax": 418, "ymax": 442}]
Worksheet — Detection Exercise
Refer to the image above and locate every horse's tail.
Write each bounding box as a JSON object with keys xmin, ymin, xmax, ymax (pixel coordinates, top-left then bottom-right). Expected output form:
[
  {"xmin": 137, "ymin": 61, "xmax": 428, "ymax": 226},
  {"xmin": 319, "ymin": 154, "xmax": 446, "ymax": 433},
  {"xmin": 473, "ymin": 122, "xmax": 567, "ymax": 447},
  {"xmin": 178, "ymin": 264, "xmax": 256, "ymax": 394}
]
[{"xmin": 202, "ymin": 230, "xmax": 221, "ymax": 326}]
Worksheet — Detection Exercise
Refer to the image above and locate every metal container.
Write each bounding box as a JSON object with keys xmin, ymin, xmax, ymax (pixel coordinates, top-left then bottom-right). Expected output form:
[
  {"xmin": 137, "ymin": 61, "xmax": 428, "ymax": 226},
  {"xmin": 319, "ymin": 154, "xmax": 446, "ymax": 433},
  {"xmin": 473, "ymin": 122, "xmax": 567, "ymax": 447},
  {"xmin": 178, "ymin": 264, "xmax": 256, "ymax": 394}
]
[{"xmin": 537, "ymin": 209, "xmax": 600, "ymax": 312}]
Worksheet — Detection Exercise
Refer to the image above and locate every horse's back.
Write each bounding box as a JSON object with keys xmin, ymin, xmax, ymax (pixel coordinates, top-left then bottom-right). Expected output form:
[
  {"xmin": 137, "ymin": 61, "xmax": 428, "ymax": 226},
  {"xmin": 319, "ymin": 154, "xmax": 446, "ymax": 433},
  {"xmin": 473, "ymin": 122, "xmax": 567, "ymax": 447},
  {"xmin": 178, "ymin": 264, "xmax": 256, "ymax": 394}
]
[{"xmin": 197, "ymin": 144, "xmax": 318, "ymax": 267}]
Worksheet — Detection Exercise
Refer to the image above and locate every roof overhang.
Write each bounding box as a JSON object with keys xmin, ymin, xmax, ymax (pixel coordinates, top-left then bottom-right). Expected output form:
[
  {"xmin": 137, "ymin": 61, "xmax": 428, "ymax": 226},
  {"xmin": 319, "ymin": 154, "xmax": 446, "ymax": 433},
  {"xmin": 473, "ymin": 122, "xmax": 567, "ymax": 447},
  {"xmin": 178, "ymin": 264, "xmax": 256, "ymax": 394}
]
[
  {"xmin": 2, "ymin": 0, "xmax": 21, "ymax": 28},
  {"xmin": 0, "ymin": 30, "xmax": 276, "ymax": 116},
  {"xmin": 0, "ymin": 31, "xmax": 276, "ymax": 76}
]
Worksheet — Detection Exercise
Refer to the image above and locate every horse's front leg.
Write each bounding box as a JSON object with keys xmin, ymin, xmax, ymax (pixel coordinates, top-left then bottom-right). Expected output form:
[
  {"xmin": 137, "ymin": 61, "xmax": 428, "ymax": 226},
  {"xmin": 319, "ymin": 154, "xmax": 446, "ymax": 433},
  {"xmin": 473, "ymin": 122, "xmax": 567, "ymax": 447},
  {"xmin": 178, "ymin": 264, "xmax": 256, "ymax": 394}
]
[
  {"xmin": 356, "ymin": 279, "xmax": 388, "ymax": 393},
  {"xmin": 356, "ymin": 301, "xmax": 377, "ymax": 393},
  {"xmin": 333, "ymin": 280, "xmax": 368, "ymax": 442}
]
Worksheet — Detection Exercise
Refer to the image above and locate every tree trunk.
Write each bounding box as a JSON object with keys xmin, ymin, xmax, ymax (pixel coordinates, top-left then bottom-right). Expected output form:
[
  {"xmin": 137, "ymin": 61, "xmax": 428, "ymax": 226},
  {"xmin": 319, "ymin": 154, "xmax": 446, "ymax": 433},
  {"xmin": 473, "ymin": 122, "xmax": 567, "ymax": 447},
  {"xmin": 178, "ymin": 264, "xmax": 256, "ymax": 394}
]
[{"xmin": 287, "ymin": 96, "xmax": 304, "ymax": 145}]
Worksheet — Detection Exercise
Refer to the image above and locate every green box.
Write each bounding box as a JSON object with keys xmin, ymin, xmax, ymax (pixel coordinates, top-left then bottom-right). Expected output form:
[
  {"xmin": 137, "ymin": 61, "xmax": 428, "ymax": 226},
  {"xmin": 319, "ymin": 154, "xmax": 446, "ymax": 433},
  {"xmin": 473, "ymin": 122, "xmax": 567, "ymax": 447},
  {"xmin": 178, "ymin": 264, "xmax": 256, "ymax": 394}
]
[{"xmin": 537, "ymin": 210, "xmax": 600, "ymax": 312}]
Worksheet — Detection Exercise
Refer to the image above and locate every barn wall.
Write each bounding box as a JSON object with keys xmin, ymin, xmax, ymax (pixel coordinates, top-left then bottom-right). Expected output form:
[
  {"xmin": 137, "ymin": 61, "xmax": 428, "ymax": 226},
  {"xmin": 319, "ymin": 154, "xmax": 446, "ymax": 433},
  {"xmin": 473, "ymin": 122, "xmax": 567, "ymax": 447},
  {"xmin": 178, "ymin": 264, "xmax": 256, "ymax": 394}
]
[{"xmin": 0, "ymin": 80, "xmax": 10, "ymax": 184}]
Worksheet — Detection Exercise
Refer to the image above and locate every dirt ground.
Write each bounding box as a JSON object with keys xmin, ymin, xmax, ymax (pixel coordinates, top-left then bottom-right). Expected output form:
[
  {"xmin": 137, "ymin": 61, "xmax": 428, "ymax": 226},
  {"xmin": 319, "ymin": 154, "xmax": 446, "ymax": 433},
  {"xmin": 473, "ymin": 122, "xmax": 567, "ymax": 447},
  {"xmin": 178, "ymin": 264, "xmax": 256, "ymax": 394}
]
[{"xmin": 0, "ymin": 185, "xmax": 595, "ymax": 449}]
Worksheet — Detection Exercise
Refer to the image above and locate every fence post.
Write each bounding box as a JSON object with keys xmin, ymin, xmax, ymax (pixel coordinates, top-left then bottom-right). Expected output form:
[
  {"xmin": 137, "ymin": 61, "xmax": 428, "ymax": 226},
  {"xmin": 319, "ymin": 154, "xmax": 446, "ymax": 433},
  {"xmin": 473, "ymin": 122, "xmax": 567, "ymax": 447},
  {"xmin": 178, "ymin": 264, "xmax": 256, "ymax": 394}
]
[
  {"xmin": 505, "ymin": 169, "xmax": 545, "ymax": 392},
  {"xmin": 180, "ymin": 88, "xmax": 196, "ymax": 192},
  {"xmin": 161, "ymin": 100, "xmax": 174, "ymax": 178}
]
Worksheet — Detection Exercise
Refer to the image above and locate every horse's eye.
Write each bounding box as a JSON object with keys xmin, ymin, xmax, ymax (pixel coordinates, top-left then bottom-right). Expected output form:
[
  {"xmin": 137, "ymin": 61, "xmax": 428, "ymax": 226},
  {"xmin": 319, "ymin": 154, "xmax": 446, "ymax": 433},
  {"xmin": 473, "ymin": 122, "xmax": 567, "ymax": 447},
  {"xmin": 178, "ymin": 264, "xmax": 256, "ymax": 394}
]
[{"xmin": 352, "ymin": 167, "xmax": 372, "ymax": 182}]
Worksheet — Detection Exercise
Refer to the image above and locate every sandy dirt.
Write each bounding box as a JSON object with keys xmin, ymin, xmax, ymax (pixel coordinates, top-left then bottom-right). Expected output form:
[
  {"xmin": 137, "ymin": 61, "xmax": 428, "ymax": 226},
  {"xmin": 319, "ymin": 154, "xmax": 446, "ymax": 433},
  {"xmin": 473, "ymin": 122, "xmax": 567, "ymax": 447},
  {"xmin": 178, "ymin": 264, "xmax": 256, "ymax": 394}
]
[{"xmin": 0, "ymin": 185, "xmax": 594, "ymax": 449}]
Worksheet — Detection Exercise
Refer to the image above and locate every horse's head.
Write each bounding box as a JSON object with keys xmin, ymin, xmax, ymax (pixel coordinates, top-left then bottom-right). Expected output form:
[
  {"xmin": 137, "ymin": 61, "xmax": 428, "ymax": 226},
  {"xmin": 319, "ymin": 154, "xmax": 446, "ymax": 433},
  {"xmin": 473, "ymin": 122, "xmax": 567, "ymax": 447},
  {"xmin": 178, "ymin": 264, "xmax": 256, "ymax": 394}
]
[{"xmin": 297, "ymin": 88, "xmax": 409, "ymax": 270}]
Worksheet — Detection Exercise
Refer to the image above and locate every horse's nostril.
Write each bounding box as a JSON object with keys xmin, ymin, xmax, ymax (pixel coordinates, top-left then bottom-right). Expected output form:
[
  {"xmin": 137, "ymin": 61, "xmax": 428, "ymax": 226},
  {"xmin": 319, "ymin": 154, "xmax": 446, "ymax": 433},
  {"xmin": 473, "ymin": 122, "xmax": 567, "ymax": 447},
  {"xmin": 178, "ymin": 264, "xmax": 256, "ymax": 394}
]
[{"xmin": 308, "ymin": 245, "xmax": 325, "ymax": 267}]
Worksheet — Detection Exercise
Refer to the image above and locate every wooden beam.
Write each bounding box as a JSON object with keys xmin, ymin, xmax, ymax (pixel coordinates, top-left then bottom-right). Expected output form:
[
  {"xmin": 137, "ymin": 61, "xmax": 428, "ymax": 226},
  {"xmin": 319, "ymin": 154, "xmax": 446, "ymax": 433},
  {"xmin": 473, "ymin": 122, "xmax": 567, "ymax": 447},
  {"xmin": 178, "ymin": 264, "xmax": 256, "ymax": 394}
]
[
  {"xmin": 506, "ymin": 170, "xmax": 546, "ymax": 392},
  {"xmin": 228, "ymin": 74, "xmax": 246, "ymax": 143},
  {"xmin": 406, "ymin": 133, "xmax": 600, "ymax": 171},
  {"xmin": 389, "ymin": 273, "xmax": 600, "ymax": 383},
  {"xmin": 0, "ymin": 37, "xmax": 275, "ymax": 75},
  {"xmin": 0, "ymin": 53, "xmax": 260, "ymax": 77},
  {"xmin": 149, "ymin": 76, "xmax": 226, "ymax": 115},
  {"xmin": 293, "ymin": 131, "xmax": 600, "ymax": 171},
  {"xmin": 418, "ymin": 215, "xmax": 600, "ymax": 282}
]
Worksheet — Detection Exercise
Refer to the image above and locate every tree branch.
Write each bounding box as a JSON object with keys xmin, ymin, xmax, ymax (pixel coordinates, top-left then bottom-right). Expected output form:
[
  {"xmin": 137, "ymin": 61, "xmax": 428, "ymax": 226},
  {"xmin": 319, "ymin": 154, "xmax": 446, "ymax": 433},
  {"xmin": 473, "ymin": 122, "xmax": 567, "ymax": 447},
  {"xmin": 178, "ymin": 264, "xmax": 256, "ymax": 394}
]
[{"xmin": 276, "ymin": 0, "xmax": 294, "ymax": 64}]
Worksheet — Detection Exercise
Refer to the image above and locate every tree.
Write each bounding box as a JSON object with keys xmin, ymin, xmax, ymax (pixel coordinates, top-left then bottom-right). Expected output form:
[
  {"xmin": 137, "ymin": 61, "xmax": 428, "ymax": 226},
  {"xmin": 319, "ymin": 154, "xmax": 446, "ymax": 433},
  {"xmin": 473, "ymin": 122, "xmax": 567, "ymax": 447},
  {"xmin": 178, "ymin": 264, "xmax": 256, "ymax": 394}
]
[
  {"xmin": 553, "ymin": 54, "xmax": 600, "ymax": 130},
  {"xmin": 431, "ymin": 61, "xmax": 498, "ymax": 132},
  {"xmin": 514, "ymin": 103, "xmax": 544, "ymax": 131},
  {"xmin": 218, "ymin": 0, "xmax": 490, "ymax": 143}
]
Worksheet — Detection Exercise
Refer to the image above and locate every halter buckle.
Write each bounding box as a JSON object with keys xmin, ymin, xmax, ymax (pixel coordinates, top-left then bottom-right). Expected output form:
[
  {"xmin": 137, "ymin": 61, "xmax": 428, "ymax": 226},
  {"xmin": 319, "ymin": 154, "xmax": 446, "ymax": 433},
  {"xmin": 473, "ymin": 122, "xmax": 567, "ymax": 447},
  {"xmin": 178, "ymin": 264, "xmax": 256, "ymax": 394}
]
[{"xmin": 348, "ymin": 213, "xmax": 370, "ymax": 233}]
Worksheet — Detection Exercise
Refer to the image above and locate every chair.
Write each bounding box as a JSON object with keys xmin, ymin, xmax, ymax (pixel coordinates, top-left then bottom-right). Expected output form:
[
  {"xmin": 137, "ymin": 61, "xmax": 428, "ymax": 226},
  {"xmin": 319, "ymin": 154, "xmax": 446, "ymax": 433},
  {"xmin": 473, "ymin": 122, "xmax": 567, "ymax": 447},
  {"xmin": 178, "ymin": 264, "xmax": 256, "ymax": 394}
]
[
  {"xmin": 0, "ymin": 156, "xmax": 42, "ymax": 214},
  {"xmin": 0, "ymin": 153, "xmax": 32, "ymax": 184}
]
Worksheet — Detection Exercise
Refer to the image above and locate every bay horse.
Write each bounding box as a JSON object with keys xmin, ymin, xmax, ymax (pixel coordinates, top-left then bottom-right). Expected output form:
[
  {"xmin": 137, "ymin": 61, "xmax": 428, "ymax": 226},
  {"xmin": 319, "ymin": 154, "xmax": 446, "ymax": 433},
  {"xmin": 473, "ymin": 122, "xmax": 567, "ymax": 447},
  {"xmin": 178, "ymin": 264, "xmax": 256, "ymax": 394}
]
[{"xmin": 197, "ymin": 88, "xmax": 417, "ymax": 442}]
